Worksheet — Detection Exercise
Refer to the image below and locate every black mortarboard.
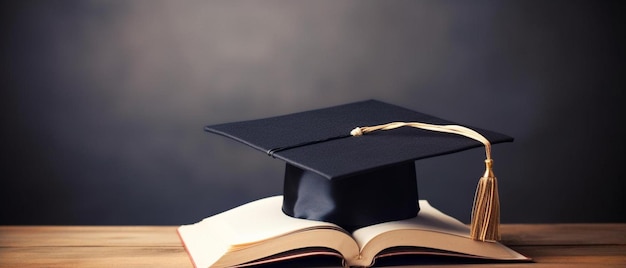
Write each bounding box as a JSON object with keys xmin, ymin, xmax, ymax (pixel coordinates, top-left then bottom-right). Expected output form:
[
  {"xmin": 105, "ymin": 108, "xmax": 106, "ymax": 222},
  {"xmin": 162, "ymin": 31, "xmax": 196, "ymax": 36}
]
[{"xmin": 205, "ymin": 100, "xmax": 512, "ymax": 240}]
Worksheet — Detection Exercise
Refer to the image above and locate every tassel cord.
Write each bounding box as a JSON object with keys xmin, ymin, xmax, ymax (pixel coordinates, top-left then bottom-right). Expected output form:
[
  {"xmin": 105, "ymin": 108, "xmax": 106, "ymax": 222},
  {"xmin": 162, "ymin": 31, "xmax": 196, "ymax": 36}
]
[{"xmin": 351, "ymin": 122, "xmax": 492, "ymax": 161}]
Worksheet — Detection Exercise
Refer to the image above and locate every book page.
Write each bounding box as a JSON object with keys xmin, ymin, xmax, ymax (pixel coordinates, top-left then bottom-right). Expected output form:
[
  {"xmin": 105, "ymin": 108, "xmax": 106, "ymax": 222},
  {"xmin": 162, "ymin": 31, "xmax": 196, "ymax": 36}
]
[
  {"xmin": 352, "ymin": 200, "xmax": 469, "ymax": 248},
  {"xmin": 225, "ymin": 196, "xmax": 343, "ymax": 245},
  {"xmin": 178, "ymin": 196, "xmax": 350, "ymax": 268},
  {"xmin": 351, "ymin": 200, "xmax": 529, "ymax": 262}
]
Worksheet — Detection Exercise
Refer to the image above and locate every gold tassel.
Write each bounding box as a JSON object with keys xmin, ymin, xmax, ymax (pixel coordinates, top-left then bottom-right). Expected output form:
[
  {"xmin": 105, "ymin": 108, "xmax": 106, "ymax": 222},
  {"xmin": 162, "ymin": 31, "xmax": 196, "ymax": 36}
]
[
  {"xmin": 351, "ymin": 122, "xmax": 502, "ymax": 241},
  {"xmin": 470, "ymin": 158, "xmax": 500, "ymax": 241}
]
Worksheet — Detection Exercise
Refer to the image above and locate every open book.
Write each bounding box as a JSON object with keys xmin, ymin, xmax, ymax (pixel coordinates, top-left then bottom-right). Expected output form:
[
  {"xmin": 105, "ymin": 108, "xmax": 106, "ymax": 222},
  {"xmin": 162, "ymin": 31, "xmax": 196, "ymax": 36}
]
[{"xmin": 178, "ymin": 196, "xmax": 529, "ymax": 268}]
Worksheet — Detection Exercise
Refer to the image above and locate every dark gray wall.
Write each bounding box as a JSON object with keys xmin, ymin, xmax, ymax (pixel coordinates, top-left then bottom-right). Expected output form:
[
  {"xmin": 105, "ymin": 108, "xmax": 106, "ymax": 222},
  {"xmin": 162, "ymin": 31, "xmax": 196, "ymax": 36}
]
[{"xmin": 1, "ymin": 1, "xmax": 624, "ymax": 225}]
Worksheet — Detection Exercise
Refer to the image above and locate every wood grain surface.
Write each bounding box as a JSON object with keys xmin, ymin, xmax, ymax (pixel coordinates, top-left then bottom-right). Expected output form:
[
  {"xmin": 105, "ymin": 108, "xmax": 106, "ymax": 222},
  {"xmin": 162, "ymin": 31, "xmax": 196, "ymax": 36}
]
[{"xmin": 0, "ymin": 224, "xmax": 624, "ymax": 267}]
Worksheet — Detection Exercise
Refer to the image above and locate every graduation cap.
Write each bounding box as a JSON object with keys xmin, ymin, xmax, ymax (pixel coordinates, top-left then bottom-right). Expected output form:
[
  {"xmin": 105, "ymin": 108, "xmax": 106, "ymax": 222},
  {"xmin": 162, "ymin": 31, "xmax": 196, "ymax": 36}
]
[{"xmin": 205, "ymin": 100, "xmax": 512, "ymax": 241}]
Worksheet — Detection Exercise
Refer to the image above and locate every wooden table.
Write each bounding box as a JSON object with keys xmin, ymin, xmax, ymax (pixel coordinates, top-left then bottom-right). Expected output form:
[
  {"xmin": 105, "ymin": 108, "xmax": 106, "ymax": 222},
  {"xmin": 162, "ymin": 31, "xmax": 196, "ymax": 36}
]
[{"xmin": 0, "ymin": 224, "xmax": 624, "ymax": 267}]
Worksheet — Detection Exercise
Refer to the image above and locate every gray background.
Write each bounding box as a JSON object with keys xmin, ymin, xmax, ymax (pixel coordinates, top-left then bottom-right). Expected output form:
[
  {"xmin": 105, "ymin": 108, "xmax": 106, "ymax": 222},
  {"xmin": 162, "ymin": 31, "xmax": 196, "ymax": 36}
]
[{"xmin": 1, "ymin": 1, "xmax": 624, "ymax": 225}]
